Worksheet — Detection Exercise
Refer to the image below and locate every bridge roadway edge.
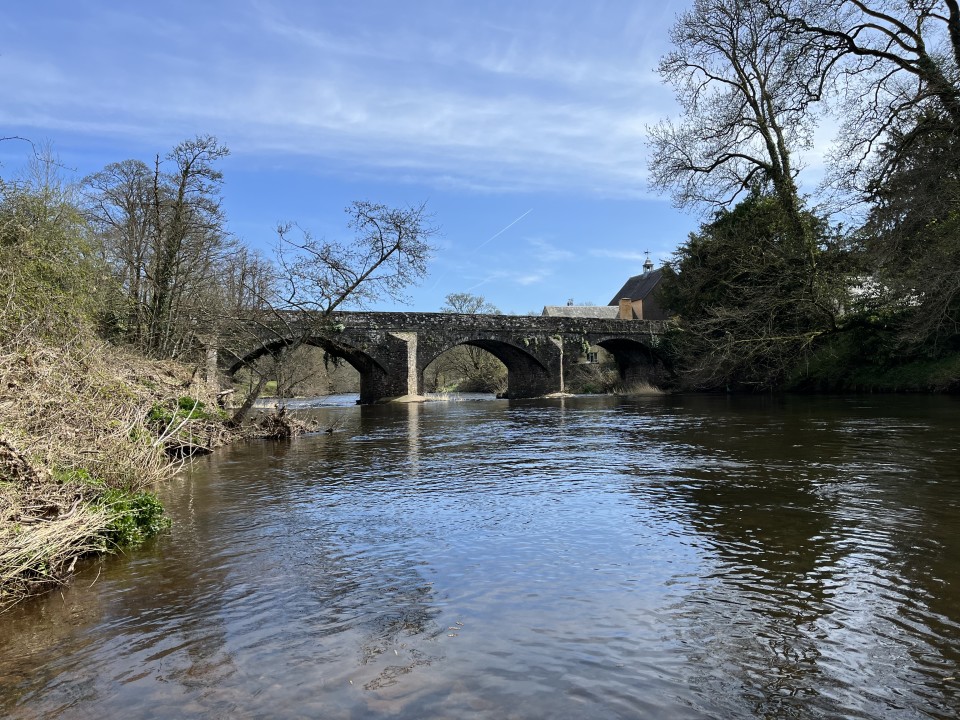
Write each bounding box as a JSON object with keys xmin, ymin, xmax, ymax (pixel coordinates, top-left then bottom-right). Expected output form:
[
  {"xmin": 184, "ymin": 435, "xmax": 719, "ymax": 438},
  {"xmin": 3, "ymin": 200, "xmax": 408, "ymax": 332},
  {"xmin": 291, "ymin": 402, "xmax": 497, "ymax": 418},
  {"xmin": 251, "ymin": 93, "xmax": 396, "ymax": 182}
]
[{"xmin": 217, "ymin": 312, "xmax": 667, "ymax": 403}]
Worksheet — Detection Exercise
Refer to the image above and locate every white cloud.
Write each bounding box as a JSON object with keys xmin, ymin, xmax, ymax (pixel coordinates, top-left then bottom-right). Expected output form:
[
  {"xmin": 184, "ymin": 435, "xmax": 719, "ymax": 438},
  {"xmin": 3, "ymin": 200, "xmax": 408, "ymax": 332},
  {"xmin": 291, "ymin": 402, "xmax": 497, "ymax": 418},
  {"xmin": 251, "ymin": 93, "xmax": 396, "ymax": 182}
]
[
  {"xmin": 588, "ymin": 249, "xmax": 652, "ymax": 261},
  {"xmin": 463, "ymin": 264, "xmax": 552, "ymax": 292},
  {"xmin": 528, "ymin": 237, "xmax": 575, "ymax": 262},
  {"xmin": 0, "ymin": 1, "xmax": 674, "ymax": 198},
  {"xmin": 516, "ymin": 271, "xmax": 549, "ymax": 286}
]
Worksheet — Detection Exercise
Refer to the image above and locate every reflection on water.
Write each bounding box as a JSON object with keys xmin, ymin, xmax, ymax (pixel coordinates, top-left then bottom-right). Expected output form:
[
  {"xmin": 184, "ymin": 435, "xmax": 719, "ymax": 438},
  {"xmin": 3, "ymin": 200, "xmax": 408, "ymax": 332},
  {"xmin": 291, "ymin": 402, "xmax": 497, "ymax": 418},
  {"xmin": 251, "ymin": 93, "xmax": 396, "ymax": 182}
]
[{"xmin": 1, "ymin": 395, "xmax": 959, "ymax": 719}]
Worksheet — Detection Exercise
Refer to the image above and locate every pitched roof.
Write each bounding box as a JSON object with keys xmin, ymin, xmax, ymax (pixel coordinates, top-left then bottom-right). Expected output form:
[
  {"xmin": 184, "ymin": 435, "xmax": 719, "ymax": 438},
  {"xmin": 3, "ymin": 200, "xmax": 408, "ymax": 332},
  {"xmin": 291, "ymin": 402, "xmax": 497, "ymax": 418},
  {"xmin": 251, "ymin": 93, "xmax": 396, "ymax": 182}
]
[
  {"xmin": 541, "ymin": 305, "xmax": 620, "ymax": 319},
  {"xmin": 608, "ymin": 269, "xmax": 663, "ymax": 306}
]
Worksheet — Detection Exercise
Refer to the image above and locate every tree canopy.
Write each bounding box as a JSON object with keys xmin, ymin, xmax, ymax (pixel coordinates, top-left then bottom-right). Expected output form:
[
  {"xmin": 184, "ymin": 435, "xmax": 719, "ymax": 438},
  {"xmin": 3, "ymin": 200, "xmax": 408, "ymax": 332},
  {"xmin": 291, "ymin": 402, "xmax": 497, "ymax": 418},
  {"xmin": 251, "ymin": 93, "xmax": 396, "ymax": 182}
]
[
  {"xmin": 660, "ymin": 192, "xmax": 843, "ymax": 388},
  {"xmin": 650, "ymin": 0, "xmax": 960, "ymax": 389}
]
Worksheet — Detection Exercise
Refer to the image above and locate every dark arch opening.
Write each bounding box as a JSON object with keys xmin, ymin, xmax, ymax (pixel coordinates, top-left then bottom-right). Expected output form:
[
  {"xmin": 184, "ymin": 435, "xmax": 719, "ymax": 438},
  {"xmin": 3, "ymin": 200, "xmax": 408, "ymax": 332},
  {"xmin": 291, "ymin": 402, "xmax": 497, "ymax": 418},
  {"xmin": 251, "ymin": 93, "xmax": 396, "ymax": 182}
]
[
  {"xmin": 226, "ymin": 336, "xmax": 389, "ymax": 403},
  {"xmin": 423, "ymin": 342, "xmax": 508, "ymax": 394},
  {"xmin": 595, "ymin": 337, "xmax": 671, "ymax": 389},
  {"xmin": 424, "ymin": 337, "xmax": 554, "ymax": 399},
  {"xmin": 227, "ymin": 337, "xmax": 385, "ymax": 377}
]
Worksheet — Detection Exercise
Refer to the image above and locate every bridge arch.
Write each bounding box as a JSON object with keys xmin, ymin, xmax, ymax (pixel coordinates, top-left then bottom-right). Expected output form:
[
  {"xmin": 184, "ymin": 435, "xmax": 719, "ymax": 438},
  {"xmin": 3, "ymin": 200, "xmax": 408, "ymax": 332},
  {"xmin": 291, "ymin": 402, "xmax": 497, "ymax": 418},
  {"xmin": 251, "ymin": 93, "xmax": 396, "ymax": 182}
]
[
  {"xmin": 593, "ymin": 336, "xmax": 671, "ymax": 388},
  {"xmin": 421, "ymin": 335, "xmax": 556, "ymax": 398},
  {"xmin": 224, "ymin": 335, "xmax": 393, "ymax": 403}
]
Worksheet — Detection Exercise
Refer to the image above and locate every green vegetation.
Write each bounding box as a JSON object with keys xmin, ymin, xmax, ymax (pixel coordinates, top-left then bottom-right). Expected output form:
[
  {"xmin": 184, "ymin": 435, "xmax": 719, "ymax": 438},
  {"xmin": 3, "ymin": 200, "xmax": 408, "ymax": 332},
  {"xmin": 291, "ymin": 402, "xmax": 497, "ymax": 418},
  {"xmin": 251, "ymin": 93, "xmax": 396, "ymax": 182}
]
[
  {"xmin": 1, "ymin": 136, "xmax": 434, "ymax": 609},
  {"xmin": 657, "ymin": 192, "xmax": 847, "ymax": 390},
  {"xmin": 97, "ymin": 490, "xmax": 170, "ymax": 548},
  {"xmin": 650, "ymin": 1, "xmax": 960, "ymax": 392},
  {"xmin": 148, "ymin": 396, "xmax": 224, "ymax": 425},
  {"xmin": 0, "ymin": 150, "xmax": 229, "ymax": 611},
  {"xmin": 788, "ymin": 328, "xmax": 960, "ymax": 393}
]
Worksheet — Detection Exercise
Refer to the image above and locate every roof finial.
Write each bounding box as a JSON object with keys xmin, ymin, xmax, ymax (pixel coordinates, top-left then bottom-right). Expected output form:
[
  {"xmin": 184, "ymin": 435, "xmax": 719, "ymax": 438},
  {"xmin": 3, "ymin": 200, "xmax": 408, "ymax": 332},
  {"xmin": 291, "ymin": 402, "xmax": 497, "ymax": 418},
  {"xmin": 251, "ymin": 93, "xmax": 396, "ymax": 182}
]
[{"xmin": 643, "ymin": 250, "xmax": 654, "ymax": 273}]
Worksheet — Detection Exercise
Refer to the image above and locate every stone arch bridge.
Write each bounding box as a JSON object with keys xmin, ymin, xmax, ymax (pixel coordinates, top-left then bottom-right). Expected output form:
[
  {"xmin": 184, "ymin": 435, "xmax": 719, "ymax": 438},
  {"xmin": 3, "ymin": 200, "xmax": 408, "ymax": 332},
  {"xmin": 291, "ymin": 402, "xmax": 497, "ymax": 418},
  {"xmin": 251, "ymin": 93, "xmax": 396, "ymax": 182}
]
[{"xmin": 219, "ymin": 312, "xmax": 668, "ymax": 403}]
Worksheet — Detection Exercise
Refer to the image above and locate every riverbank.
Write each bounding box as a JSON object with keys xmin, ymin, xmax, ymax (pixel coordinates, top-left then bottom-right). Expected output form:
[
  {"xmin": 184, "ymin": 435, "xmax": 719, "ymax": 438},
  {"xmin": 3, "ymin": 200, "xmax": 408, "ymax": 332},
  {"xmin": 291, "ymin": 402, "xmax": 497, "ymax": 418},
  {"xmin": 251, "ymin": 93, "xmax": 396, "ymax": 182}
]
[
  {"xmin": 3, "ymin": 326, "xmax": 954, "ymax": 613},
  {"xmin": 0, "ymin": 332, "xmax": 234, "ymax": 612},
  {"xmin": 786, "ymin": 332, "xmax": 960, "ymax": 393}
]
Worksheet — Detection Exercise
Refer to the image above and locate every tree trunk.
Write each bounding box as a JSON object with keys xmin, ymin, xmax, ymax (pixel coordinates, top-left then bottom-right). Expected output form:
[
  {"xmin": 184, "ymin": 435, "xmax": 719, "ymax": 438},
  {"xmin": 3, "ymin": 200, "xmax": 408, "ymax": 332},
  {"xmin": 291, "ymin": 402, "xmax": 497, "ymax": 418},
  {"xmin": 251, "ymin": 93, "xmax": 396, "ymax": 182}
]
[{"xmin": 228, "ymin": 375, "xmax": 267, "ymax": 428}]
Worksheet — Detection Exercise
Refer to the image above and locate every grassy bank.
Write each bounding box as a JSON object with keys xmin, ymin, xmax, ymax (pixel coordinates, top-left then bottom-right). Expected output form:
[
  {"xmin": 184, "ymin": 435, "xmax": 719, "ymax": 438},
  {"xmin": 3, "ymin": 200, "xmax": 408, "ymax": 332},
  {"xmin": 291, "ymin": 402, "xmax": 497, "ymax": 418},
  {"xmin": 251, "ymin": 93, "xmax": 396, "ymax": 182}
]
[
  {"xmin": 0, "ymin": 332, "xmax": 232, "ymax": 612},
  {"xmin": 787, "ymin": 328, "xmax": 960, "ymax": 393},
  {"xmin": 0, "ymin": 171, "xmax": 244, "ymax": 611}
]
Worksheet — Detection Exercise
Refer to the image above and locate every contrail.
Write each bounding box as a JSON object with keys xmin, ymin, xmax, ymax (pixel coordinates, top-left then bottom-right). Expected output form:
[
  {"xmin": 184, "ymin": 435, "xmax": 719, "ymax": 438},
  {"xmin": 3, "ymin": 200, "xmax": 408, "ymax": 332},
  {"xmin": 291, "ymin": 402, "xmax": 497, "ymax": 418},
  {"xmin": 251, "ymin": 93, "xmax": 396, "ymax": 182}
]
[
  {"xmin": 429, "ymin": 208, "xmax": 533, "ymax": 290},
  {"xmin": 465, "ymin": 276, "xmax": 493, "ymax": 292},
  {"xmin": 473, "ymin": 208, "xmax": 533, "ymax": 253}
]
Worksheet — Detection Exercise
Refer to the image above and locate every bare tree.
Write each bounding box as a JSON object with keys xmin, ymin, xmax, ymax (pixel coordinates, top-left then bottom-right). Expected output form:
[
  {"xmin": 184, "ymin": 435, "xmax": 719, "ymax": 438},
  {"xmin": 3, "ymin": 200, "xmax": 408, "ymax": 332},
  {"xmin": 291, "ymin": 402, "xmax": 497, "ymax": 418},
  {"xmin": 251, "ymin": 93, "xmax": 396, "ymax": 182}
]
[
  {"xmin": 758, "ymin": 1, "xmax": 960, "ymax": 347},
  {"xmin": 274, "ymin": 201, "xmax": 434, "ymax": 315},
  {"xmin": 147, "ymin": 136, "xmax": 231, "ymax": 357},
  {"xmin": 441, "ymin": 292, "xmax": 501, "ymax": 315},
  {"xmin": 84, "ymin": 159, "xmax": 154, "ymax": 343},
  {"xmin": 225, "ymin": 201, "xmax": 436, "ymax": 419},
  {"xmin": 84, "ymin": 136, "xmax": 234, "ymax": 358},
  {"xmin": 647, "ymin": 0, "xmax": 833, "ymax": 247},
  {"xmin": 765, "ymin": 0, "xmax": 960, "ymax": 191},
  {"xmin": 210, "ymin": 246, "xmax": 275, "ymax": 318},
  {"xmin": 646, "ymin": 0, "xmax": 848, "ymax": 390}
]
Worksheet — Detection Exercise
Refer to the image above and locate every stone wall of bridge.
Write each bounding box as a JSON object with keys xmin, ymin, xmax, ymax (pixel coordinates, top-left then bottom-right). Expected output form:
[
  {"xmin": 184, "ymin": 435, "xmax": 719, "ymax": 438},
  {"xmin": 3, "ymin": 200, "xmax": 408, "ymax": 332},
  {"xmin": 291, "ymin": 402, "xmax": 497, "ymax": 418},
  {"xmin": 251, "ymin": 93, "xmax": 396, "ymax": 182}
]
[{"xmin": 219, "ymin": 312, "xmax": 669, "ymax": 402}]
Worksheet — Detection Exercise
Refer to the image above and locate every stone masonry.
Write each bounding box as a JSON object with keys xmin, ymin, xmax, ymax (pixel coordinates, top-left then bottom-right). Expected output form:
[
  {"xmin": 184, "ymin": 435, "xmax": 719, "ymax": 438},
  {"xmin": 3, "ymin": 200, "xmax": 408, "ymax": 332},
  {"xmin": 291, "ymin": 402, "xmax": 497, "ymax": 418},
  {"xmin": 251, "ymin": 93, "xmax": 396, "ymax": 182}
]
[{"xmin": 220, "ymin": 312, "xmax": 668, "ymax": 403}]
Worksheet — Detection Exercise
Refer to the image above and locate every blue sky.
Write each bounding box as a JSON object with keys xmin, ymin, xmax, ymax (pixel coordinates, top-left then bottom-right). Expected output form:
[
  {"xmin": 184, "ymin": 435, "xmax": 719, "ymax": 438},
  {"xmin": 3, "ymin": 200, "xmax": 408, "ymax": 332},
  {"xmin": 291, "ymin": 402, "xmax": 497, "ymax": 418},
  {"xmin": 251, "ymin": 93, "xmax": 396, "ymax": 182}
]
[{"xmin": 1, "ymin": 0, "xmax": 698, "ymax": 314}]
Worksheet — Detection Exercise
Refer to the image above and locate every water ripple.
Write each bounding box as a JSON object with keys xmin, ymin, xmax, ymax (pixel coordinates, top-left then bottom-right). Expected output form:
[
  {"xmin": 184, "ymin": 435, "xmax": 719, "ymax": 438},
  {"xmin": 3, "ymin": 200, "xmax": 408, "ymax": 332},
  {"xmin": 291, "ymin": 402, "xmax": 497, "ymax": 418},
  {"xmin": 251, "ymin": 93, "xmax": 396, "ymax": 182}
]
[{"xmin": 1, "ymin": 395, "xmax": 959, "ymax": 719}]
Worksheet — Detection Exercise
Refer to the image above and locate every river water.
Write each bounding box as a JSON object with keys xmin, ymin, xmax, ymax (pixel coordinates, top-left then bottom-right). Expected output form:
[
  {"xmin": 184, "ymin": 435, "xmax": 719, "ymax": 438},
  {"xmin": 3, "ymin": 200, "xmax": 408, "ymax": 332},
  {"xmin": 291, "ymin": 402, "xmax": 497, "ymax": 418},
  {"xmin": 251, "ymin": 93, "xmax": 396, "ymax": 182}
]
[{"xmin": 2, "ymin": 394, "xmax": 959, "ymax": 719}]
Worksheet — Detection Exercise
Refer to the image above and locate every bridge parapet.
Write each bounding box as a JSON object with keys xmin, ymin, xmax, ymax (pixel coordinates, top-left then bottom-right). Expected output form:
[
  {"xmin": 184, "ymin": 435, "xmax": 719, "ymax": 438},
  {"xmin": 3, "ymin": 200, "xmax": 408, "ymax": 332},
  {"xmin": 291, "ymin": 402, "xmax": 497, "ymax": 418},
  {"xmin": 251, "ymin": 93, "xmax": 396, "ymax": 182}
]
[
  {"xmin": 220, "ymin": 311, "xmax": 669, "ymax": 402},
  {"xmin": 326, "ymin": 311, "xmax": 666, "ymax": 335}
]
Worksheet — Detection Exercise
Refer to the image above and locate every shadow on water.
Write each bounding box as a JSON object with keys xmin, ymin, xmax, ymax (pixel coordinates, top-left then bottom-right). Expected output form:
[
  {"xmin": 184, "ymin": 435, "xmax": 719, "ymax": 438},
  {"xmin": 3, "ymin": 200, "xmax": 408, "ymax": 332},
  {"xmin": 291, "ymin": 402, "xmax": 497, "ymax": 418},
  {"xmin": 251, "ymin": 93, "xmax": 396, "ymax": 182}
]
[
  {"xmin": 1, "ymin": 393, "xmax": 959, "ymax": 719},
  {"xmin": 610, "ymin": 394, "xmax": 960, "ymax": 719}
]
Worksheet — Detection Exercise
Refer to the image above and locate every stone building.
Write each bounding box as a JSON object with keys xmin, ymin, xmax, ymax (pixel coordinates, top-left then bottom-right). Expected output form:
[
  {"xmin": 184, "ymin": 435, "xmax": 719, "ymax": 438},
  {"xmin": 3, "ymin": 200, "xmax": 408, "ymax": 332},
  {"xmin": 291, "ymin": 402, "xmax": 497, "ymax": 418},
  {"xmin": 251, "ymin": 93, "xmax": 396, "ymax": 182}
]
[
  {"xmin": 607, "ymin": 255, "xmax": 668, "ymax": 321},
  {"xmin": 541, "ymin": 302, "xmax": 618, "ymax": 364}
]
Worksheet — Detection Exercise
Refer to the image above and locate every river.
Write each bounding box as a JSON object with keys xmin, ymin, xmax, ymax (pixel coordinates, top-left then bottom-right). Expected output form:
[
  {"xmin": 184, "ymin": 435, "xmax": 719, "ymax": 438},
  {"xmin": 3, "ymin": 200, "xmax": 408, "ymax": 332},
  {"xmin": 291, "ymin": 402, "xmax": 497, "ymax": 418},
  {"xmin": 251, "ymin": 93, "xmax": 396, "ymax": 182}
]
[{"xmin": 2, "ymin": 394, "xmax": 959, "ymax": 719}]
